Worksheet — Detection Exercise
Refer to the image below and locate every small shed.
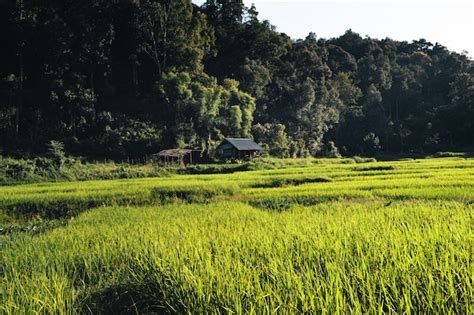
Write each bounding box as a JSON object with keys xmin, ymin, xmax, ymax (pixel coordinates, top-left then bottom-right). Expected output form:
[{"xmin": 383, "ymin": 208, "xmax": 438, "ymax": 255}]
[
  {"xmin": 152, "ymin": 149, "xmax": 195, "ymax": 167},
  {"xmin": 216, "ymin": 138, "xmax": 263, "ymax": 160}
]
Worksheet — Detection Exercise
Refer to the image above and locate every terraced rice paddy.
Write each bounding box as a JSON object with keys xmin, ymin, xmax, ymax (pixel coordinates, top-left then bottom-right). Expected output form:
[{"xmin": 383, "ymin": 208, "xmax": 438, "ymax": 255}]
[{"xmin": 1, "ymin": 157, "xmax": 473, "ymax": 313}]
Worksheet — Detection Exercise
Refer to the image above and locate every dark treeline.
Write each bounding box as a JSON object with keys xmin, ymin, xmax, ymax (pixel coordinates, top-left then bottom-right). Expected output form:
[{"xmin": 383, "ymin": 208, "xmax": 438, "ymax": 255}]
[{"xmin": 1, "ymin": 0, "xmax": 473, "ymax": 159}]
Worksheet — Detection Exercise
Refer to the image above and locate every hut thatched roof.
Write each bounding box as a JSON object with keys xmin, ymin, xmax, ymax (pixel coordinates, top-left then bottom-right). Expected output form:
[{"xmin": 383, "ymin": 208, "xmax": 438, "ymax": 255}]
[{"xmin": 156, "ymin": 149, "xmax": 193, "ymax": 158}]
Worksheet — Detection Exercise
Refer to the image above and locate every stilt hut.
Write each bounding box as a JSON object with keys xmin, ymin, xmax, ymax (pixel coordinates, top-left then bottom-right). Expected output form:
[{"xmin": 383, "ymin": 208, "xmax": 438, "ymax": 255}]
[
  {"xmin": 153, "ymin": 149, "xmax": 194, "ymax": 166},
  {"xmin": 216, "ymin": 138, "xmax": 263, "ymax": 160}
]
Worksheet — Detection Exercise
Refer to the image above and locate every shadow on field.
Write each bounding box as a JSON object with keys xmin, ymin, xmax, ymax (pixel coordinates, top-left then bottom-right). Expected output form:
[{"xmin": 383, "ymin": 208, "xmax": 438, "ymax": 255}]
[
  {"xmin": 248, "ymin": 196, "xmax": 385, "ymax": 211},
  {"xmin": 150, "ymin": 185, "xmax": 239, "ymax": 204},
  {"xmin": 4, "ymin": 199, "xmax": 106, "ymax": 220},
  {"xmin": 249, "ymin": 176, "xmax": 332, "ymax": 189},
  {"xmin": 248, "ymin": 195, "xmax": 334, "ymax": 211},
  {"xmin": 353, "ymin": 165, "xmax": 396, "ymax": 172},
  {"xmin": 3, "ymin": 185, "xmax": 240, "ymax": 225},
  {"xmin": 83, "ymin": 284, "xmax": 170, "ymax": 315}
]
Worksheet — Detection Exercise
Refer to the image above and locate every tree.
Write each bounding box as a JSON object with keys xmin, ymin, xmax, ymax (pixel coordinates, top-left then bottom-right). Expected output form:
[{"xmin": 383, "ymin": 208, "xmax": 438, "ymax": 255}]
[
  {"xmin": 221, "ymin": 79, "xmax": 256, "ymax": 138},
  {"xmin": 363, "ymin": 133, "xmax": 381, "ymax": 154},
  {"xmin": 204, "ymin": 0, "xmax": 245, "ymax": 26},
  {"xmin": 47, "ymin": 140, "xmax": 66, "ymax": 168},
  {"xmin": 152, "ymin": 72, "xmax": 255, "ymax": 153},
  {"xmin": 252, "ymin": 123, "xmax": 289, "ymax": 158},
  {"xmin": 229, "ymin": 105, "xmax": 243, "ymax": 136},
  {"xmin": 1, "ymin": 2, "xmax": 473, "ymax": 159},
  {"xmin": 137, "ymin": 0, "xmax": 215, "ymax": 76},
  {"xmin": 437, "ymin": 72, "xmax": 474, "ymax": 148},
  {"xmin": 322, "ymin": 141, "xmax": 341, "ymax": 158}
]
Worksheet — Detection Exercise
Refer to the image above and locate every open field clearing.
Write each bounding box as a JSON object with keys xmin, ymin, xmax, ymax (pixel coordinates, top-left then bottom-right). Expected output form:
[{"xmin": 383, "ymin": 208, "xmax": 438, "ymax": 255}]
[{"xmin": 1, "ymin": 157, "xmax": 473, "ymax": 313}]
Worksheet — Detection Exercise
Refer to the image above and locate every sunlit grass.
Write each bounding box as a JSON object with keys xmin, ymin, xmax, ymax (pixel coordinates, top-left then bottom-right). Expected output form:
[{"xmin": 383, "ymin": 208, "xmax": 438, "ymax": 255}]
[{"xmin": 1, "ymin": 157, "xmax": 473, "ymax": 313}]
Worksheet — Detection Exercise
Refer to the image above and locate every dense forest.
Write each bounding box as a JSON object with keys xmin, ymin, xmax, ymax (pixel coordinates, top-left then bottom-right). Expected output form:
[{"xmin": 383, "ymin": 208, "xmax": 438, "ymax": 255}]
[{"xmin": 1, "ymin": 0, "xmax": 473, "ymax": 160}]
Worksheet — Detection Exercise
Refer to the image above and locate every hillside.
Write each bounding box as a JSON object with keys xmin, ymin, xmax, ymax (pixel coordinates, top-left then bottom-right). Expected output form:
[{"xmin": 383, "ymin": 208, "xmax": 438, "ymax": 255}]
[{"xmin": 1, "ymin": 0, "xmax": 473, "ymax": 159}]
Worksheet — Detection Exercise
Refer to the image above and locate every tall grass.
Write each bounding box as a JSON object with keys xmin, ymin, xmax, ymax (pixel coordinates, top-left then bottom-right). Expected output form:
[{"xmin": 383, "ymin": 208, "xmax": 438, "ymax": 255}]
[
  {"xmin": 1, "ymin": 201, "xmax": 472, "ymax": 313},
  {"xmin": 1, "ymin": 157, "xmax": 473, "ymax": 313}
]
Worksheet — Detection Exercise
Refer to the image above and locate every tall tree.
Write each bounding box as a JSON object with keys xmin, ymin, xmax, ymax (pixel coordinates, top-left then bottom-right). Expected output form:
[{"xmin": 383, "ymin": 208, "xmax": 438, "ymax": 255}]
[{"xmin": 137, "ymin": 0, "xmax": 215, "ymax": 77}]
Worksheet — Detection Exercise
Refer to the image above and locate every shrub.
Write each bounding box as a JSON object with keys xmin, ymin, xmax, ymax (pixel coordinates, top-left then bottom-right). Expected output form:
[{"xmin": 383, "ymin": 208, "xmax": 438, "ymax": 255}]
[
  {"xmin": 47, "ymin": 140, "xmax": 66, "ymax": 168},
  {"xmin": 322, "ymin": 141, "xmax": 342, "ymax": 158},
  {"xmin": 0, "ymin": 158, "xmax": 37, "ymax": 183},
  {"xmin": 363, "ymin": 133, "xmax": 381, "ymax": 154},
  {"xmin": 0, "ymin": 157, "xmax": 174, "ymax": 185},
  {"xmin": 430, "ymin": 152, "xmax": 466, "ymax": 158}
]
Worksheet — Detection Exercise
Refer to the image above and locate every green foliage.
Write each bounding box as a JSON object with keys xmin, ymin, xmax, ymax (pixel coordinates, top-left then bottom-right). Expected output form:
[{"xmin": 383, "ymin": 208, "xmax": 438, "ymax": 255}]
[
  {"xmin": 0, "ymin": 158, "xmax": 37, "ymax": 184},
  {"xmin": 1, "ymin": 0, "xmax": 473, "ymax": 158},
  {"xmin": 363, "ymin": 132, "xmax": 381, "ymax": 154},
  {"xmin": 0, "ymin": 156, "xmax": 172, "ymax": 186},
  {"xmin": 322, "ymin": 141, "xmax": 342, "ymax": 158},
  {"xmin": 94, "ymin": 113, "xmax": 162, "ymax": 158},
  {"xmin": 222, "ymin": 79, "xmax": 256, "ymax": 138},
  {"xmin": 229, "ymin": 105, "xmax": 243, "ymax": 135},
  {"xmin": 430, "ymin": 152, "xmax": 469, "ymax": 158},
  {"xmin": 152, "ymin": 72, "xmax": 256, "ymax": 152},
  {"xmin": 47, "ymin": 141, "xmax": 66, "ymax": 168},
  {"xmin": 137, "ymin": 0, "xmax": 215, "ymax": 74},
  {"xmin": 253, "ymin": 123, "xmax": 290, "ymax": 157}
]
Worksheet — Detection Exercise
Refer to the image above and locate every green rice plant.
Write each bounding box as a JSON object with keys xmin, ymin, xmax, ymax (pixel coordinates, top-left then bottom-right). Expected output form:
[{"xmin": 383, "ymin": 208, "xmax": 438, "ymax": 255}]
[
  {"xmin": 1, "ymin": 201, "xmax": 472, "ymax": 313},
  {"xmin": 2, "ymin": 157, "xmax": 473, "ymax": 222},
  {"xmin": 0, "ymin": 157, "xmax": 473, "ymax": 313}
]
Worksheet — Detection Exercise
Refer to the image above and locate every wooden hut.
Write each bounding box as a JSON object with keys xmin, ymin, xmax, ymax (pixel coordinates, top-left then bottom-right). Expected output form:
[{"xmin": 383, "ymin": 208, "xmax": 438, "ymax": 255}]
[
  {"xmin": 152, "ymin": 149, "xmax": 194, "ymax": 166},
  {"xmin": 216, "ymin": 138, "xmax": 263, "ymax": 160}
]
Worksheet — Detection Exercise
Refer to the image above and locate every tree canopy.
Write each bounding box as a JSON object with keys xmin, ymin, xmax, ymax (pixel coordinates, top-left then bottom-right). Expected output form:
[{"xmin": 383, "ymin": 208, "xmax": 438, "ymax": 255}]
[{"xmin": 0, "ymin": 0, "xmax": 472, "ymax": 159}]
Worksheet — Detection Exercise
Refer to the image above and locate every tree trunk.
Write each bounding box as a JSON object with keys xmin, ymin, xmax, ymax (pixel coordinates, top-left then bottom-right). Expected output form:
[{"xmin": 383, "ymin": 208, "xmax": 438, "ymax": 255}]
[
  {"xmin": 90, "ymin": 70, "xmax": 95, "ymax": 99},
  {"xmin": 16, "ymin": 0, "xmax": 25, "ymax": 140},
  {"xmin": 147, "ymin": 15, "xmax": 162, "ymax": 76}
]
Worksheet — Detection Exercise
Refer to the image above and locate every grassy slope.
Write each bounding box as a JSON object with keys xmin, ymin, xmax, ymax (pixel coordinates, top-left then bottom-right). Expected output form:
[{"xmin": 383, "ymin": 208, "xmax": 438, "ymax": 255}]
[{"xmin": 1, "ymin": 157, "xmax": 473, "ymax": 313}]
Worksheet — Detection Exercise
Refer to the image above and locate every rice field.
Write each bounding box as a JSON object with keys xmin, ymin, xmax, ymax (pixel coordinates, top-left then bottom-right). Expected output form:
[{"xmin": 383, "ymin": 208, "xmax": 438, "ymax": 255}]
[{"xmin": 1, "ymin": 157, "xmax": 473, "ymax": 313}]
